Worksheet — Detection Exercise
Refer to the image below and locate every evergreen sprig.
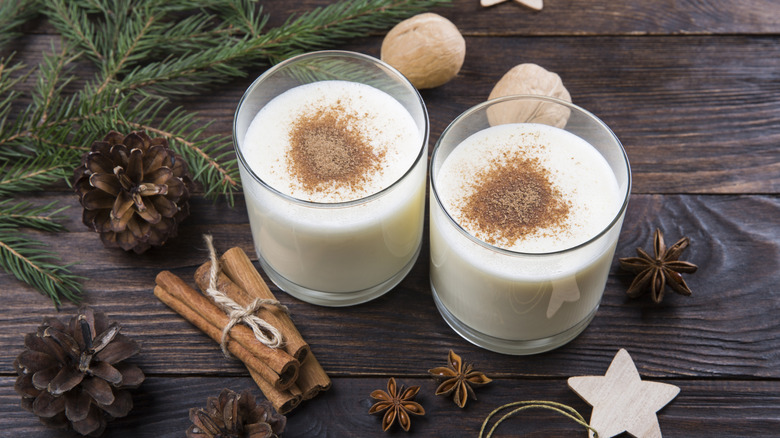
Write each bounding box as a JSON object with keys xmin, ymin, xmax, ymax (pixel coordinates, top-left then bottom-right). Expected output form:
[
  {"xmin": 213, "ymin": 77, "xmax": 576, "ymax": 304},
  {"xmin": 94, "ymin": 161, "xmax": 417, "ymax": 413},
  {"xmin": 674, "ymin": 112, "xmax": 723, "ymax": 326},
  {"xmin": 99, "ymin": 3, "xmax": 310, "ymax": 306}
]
[
  {"xmin": 0, "ymin": 225, "xmax": 84, "ymax": 308},
  {"xmin": 0, "ymin": 0, "xmax": 39, "ymax": 49},
  {"xmin": 0, "ymin": 0, "xmax": 452, "ymax": 307},
  {"xmin": 0, "ymin": 199, "xmax": 67, "ymax": 232},
  {"xmin": 0, "ymin": 155, "xmax": 73, "ymax": 196}
]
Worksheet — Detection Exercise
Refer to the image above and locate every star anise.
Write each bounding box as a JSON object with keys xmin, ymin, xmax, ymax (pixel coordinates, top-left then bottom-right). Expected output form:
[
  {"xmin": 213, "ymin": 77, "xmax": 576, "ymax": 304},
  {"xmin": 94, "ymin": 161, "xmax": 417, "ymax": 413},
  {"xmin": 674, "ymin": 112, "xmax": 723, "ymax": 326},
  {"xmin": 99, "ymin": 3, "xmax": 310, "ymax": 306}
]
[
  {"xmin": 428, "ymin": 350, "xmax": 492, "ymax": 408},
  {"xmin": 619, "ymin": 228, "xmax": 698, "ymax": 303},
  {"xmin": 368, "ymin": 377, "xmax": 425, "ymax": 432}
]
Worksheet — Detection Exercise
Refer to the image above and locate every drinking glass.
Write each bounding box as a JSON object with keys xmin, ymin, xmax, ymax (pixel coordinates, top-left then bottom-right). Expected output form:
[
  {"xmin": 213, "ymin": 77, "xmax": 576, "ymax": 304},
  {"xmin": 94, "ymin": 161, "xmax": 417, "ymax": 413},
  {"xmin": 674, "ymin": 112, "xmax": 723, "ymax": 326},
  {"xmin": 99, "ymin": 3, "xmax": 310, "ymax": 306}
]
[
  {"xmin": 429, "ymin": 95, "xmax": 631, "ymax": 354},
  {"xmin": 234, "ymin": 51, "xmax": 429, "ymax": 306}
]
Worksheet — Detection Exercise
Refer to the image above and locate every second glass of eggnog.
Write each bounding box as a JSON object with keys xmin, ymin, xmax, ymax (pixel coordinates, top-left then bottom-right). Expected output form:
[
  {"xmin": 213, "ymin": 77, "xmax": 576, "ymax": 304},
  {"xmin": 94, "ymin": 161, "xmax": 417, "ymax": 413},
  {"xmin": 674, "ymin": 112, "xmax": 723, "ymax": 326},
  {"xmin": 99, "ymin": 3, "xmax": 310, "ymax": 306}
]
[
  {"xmin": 429, "ymin": 95, "xmax": 631, "ymax": 354},
  {"xmin": 234, "ymin": 51, "xmax": 428, "ymax": 306}
]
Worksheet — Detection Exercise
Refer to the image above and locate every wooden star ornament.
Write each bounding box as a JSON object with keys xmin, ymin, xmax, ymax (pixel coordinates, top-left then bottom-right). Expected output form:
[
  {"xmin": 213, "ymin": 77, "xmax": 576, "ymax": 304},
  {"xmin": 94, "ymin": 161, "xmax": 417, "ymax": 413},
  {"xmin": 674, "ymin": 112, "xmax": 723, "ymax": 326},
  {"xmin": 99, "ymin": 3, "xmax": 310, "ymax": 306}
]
[{"xmin": 567, "ymin": 349, "xmax": 679, "ymax": 438}]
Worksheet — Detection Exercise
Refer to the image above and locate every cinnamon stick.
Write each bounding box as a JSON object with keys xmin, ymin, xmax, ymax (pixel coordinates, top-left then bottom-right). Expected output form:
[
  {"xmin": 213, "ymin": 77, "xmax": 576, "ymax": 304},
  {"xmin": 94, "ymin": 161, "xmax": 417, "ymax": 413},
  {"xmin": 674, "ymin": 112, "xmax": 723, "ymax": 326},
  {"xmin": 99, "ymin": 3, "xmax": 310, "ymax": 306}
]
[
  {"xmin": 248, "ymin": 368, "xmax": 301, "ymax": 415},
  {"xmin": 194, "ymin": 262, "xmax": 296, "ymax": 357},
  {"xmin": 218, "ymin": 248, "xmax": 330, "ymax": 398},
  {"xmin": 296, "ymin": 354, "xmax": 332, "ymax": 400},
  {"xmin": 219, "ymin": 247, "xmax": 310, "ymax": 362},
  {"xmin": 154, "ymin": 271, "xmax": 299, "ymax": 389},
  {"xmin": 153, "ymin": 285, "xmax": 284, "ymax": 388}
]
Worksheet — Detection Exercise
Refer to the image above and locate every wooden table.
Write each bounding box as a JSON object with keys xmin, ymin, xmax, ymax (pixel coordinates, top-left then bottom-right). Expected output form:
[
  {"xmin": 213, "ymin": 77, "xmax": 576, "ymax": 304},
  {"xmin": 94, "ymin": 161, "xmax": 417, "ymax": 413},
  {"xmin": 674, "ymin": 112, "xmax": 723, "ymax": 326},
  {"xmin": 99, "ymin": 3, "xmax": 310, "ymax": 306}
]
[{"xmin": 3, "ymin": 1, "xmax": 779, "ymax": 436}]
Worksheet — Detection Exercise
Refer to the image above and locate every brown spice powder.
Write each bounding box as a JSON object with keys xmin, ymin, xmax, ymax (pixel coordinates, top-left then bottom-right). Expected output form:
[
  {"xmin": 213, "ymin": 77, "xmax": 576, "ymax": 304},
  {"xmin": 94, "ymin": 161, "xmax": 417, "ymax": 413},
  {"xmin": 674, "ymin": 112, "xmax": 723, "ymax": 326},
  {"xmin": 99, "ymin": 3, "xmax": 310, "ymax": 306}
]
[
  {"xmin": 287, "ymin": 104, "xmax": 383, "ymax": 194},
  {"xmin": 459, "ymin": 153, "xmax": 571, "ymax": 247}
]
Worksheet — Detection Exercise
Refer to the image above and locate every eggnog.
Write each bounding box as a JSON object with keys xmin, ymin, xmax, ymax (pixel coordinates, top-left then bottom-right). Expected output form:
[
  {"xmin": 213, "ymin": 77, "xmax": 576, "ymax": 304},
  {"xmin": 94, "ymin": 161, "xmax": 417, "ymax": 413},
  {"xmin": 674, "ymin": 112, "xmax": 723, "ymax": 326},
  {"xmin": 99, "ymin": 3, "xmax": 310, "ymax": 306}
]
[
  {"xmin": 235, "ymin": 56, "xmax": 428, "ymax": 307},
  {"xmin": 435, "ymin": 123, "xmax": 620, "ymax": 253},
  {"xmin": 430, "ymin": 107, "xmax": 630, "ymax": 354}
]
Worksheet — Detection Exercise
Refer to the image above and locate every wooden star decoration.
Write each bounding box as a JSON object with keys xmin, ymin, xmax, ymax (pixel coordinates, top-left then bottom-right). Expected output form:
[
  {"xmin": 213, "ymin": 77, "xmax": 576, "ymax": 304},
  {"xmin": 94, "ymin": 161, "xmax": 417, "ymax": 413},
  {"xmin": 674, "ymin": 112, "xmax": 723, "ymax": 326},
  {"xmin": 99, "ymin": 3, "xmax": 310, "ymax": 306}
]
[
  {"xmin": 567, "ymin": 349, "xmax": 680, "ymax": 438},
  {"xmin": 481, "ymin": 0, "xmax": 543, "ymax": 11}
]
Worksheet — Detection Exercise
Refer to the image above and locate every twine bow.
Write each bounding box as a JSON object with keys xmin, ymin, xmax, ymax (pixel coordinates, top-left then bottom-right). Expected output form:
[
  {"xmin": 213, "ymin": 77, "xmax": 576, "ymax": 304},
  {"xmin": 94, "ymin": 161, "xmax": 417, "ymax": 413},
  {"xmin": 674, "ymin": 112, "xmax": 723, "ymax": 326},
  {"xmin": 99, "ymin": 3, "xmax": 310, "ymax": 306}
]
[{"xmin": 203, "ymin": 235, "xmax": 288, "ymax": 356}]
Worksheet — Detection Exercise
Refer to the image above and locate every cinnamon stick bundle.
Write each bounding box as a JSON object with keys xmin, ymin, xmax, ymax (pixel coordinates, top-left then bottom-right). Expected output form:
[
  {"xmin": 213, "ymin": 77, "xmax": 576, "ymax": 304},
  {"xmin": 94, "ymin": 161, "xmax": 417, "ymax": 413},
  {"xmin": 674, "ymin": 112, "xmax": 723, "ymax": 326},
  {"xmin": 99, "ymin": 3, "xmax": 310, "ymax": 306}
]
[
  {"xmin": 194, "ymin": 263, "xmax": 306, "ymax": 360},
  {"xmin": 156, "ymin": 245, "xmax": 331, "ymax": 414},
  {"xmin": 217, "ymin": 247, "xmax": 331, "ymax": 400},
  {"xmin": 154, "ymin": 271, "xmax": 299, "ymax": 390},
  {"xmin": 153, "ymin": 285, "xmax": 283, "ymax": 384}
]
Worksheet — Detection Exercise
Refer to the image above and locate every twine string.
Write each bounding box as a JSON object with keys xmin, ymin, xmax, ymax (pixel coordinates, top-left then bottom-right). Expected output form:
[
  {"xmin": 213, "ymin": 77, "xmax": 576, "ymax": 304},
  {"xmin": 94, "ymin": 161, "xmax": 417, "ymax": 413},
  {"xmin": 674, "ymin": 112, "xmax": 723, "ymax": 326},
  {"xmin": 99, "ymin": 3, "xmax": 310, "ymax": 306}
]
[
  {"xmin": 478, "ymin": 400, "xmax": 599, "ymax": 438},
  {"xmin": 203, "ymin": 235, "xmax": 288, "ymax": 356}
]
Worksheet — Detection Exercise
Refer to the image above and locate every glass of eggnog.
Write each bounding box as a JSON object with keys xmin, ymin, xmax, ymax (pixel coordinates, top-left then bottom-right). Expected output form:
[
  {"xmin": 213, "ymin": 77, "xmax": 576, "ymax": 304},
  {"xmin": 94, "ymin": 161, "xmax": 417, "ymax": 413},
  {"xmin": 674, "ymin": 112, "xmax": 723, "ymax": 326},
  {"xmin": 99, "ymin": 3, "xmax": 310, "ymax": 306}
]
[
  {"xmin": 234, "ymin": 51, "xmax": 428, "ymax": 306},
  {"xmin": 429, "ymin": 95, "xmax": 630, "ymax": 354}
]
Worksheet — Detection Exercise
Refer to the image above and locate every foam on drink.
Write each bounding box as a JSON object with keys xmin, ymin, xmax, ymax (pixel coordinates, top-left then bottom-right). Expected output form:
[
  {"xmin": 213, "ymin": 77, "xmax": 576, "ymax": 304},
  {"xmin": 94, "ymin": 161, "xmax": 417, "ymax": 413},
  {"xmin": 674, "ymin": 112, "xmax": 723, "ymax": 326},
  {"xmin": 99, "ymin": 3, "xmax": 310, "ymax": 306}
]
[
  {"xmin": 436, "ymin": 123, "xmax": 621, "ymax": 253},
  {"xmin": 243, "ymin": 80, "xmax": 421, "ymax": 203}
]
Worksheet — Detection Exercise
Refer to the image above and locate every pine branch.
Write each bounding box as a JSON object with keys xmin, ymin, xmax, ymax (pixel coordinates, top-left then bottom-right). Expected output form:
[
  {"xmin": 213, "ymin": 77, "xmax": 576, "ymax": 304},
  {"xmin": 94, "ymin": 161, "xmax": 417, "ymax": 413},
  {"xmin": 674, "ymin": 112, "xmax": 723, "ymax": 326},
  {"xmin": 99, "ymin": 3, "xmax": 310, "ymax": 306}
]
[
  {"xmin": 0, "ymin": 86, "xmax": 121, "ymax": 164},
  {"xmin": 150, "ymin": 11, "xmax": 237, "ymax": 54},
  {"xmin": 0, "ymin": 225, "xmax": 83, "ymax": 308},
  {"xmin": 31, "ymin": 44, "xmax": 81, "ymax": 126},
  {"xmin": 0, "ymin": 45, "xmax": 135, "ymax": 167},
  {"xmin": 102, "ymin": 0, "xmax": 453, "ymax": 97},
  {"xmin": 0, "ymin": 0, "xmax": 39, "ymax": 49},
  {"xmin": 0, "ymin": 56, "xmax": 29, "ymax": 128},
  {"xmin": 0, "ymin": 199, "xmax": 67, "ymax": 232},
  {"xmin": 95, "ymin": 14, "xmax": 158, "ymax": 95},
  {"xmin": 0, "ymin": 45, "xmax": 83, "ymax": 158},
  {"xmin": 216, "ymin": 0, "xmax": 267, "ymax": 38},
  {"xmin": 0, "ymin": 154, "xmax": 73, "ymax": 196},
  {"xmin": 44, "ymin": 0, "xmax": 104, "ymax": 62}
]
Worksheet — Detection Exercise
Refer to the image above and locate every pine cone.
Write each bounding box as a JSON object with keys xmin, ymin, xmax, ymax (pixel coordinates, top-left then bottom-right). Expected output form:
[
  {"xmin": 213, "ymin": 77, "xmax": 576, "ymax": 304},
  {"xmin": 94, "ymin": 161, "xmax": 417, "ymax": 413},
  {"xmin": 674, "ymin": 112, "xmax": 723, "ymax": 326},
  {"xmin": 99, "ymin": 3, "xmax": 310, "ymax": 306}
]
[
  {"xmin": 13, "ymin": 306, "xmax": 145, "ymax": 437},
  {"xmin": 187, "ymin": 389, "xmax": 287, "ymax": 438},
  {"xmin": 74, "ymin": 130, "xmax": 194, "ymax": 254}
]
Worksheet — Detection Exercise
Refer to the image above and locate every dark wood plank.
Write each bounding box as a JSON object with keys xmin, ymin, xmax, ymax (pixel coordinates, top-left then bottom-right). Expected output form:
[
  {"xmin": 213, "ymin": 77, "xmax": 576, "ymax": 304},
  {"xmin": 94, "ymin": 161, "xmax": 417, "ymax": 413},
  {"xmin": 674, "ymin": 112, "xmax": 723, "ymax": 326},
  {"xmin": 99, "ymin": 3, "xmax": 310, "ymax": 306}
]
[
  {"xmin": 2, "ymin": 376, "xmax": 779, "ymax": 437},
  {"xmin": 5, "ymin": 36, "xmax": 780, "ymax": 194},
  {"xmin": 440, "ymin": 0, "xmax": 780, "ymax": 35},
  {"xmin": 2, "ymin": 2, "xmax": 779, "ymax": 436},
  {"xmin": 18, "ymin": 1, "xmax": 780, "ymax": 36},
  {"xmin": 2, "ymin": 194, "xmax": 777, "ymax": 379}
]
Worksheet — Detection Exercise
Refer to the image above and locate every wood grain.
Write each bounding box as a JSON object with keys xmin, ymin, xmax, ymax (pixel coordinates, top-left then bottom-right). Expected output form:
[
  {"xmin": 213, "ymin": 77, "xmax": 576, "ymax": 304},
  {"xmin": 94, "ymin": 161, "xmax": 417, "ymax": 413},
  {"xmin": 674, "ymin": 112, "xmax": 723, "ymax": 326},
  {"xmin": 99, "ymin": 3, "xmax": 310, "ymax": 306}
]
[
  {"xmin": 2, "ymin": 195, "xmax": 777, "ymax": 378},
  {"xmin": 1, "ymin": 376, "xmax": 778, "ymax": 437},
  {"xmin": 16, "ymin": 1, "xmax": 780, "ymax": 37},
  {"xmin": 1, "ymin": 1, "xmax": 778, "ymax": 436},
  {"xmin": 210, "ymin": 0, "xmax": 780, "ymax": 35}
]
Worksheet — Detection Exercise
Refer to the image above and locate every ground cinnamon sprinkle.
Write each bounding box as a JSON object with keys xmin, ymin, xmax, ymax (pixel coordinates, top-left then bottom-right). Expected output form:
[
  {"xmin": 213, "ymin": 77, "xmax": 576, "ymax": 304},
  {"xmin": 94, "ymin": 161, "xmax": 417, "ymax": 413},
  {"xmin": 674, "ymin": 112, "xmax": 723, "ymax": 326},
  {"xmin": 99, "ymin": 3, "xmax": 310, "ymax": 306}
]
[
  {"xmin": 459, "ymin": 153, "xmax": 571, "ymax": 247},
  {"xmin": 287, "ymin": 103, "xmax": 383, "ymax": 194}
]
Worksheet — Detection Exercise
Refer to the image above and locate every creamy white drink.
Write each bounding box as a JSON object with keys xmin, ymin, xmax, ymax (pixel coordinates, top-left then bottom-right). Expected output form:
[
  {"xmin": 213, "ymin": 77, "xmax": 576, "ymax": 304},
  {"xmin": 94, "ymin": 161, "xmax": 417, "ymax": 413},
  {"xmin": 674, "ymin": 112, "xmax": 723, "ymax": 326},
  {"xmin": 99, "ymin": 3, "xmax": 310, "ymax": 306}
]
[
  {"xmin": 430, "ymin": 122, "xmax": 626, "ymax": 350},
  {"xmin": 239, "ymin": 79, "xmax": 426, "ymax": 304}
]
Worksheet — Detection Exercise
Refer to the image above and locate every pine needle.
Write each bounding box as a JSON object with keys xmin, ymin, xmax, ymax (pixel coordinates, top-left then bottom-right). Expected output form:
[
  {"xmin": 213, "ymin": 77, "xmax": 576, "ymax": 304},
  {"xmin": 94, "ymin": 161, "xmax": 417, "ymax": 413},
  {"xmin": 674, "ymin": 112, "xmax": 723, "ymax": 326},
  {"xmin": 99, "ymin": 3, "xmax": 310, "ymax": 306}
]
[
  {"xmin": 0, "ymin": 0, "xmax": 39, "ymax": 49},
  {"xmin": 0, "ymin": 225, "xmax": 83, "ymax": 308},
  {"xmin": 0, "ymin": 154, "xmax": 72, "ymax": 196},
  {"xmin": 0, "ymin": 199, "xmax": 67, "ymax": 232}
]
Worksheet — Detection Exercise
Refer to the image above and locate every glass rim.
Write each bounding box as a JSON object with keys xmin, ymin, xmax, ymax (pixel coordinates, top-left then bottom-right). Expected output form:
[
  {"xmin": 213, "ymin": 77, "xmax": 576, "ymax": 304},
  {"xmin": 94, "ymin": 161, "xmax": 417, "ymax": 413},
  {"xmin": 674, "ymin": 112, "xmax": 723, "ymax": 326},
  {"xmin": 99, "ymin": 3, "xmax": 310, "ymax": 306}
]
[
  {"xmin": 233, "ymin": 50, "xmax": 430, "ymax": 209},
  {"xmin": 429, "ymin": 94, "xmax": 632, "ymax": 257}
]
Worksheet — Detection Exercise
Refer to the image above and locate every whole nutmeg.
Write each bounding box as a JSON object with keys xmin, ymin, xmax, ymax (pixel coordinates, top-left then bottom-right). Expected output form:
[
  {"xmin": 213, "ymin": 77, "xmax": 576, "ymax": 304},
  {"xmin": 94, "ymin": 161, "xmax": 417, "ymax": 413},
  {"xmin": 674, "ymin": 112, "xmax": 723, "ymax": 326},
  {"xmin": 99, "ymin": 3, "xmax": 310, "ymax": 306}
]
[
  {"xmin": 487, "ymin": 63, "xmax": 571, "ymax": 128},
  {"xmin": 381, "ymin": 13, "xmax": 465, "ymax": 89}
]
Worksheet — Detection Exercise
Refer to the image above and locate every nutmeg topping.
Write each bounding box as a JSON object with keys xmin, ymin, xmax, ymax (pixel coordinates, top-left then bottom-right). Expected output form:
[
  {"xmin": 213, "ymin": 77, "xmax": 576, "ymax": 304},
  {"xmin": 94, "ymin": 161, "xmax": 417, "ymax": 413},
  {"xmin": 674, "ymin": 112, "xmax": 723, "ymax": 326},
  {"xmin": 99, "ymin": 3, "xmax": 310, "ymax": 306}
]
[
  {"xmin": 458, "ymin": 151, "xmax": 571, "ymax": 247},
  {"xmin": 287, "ymin": 104, "xmax": 384, "ymax": 195}
]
